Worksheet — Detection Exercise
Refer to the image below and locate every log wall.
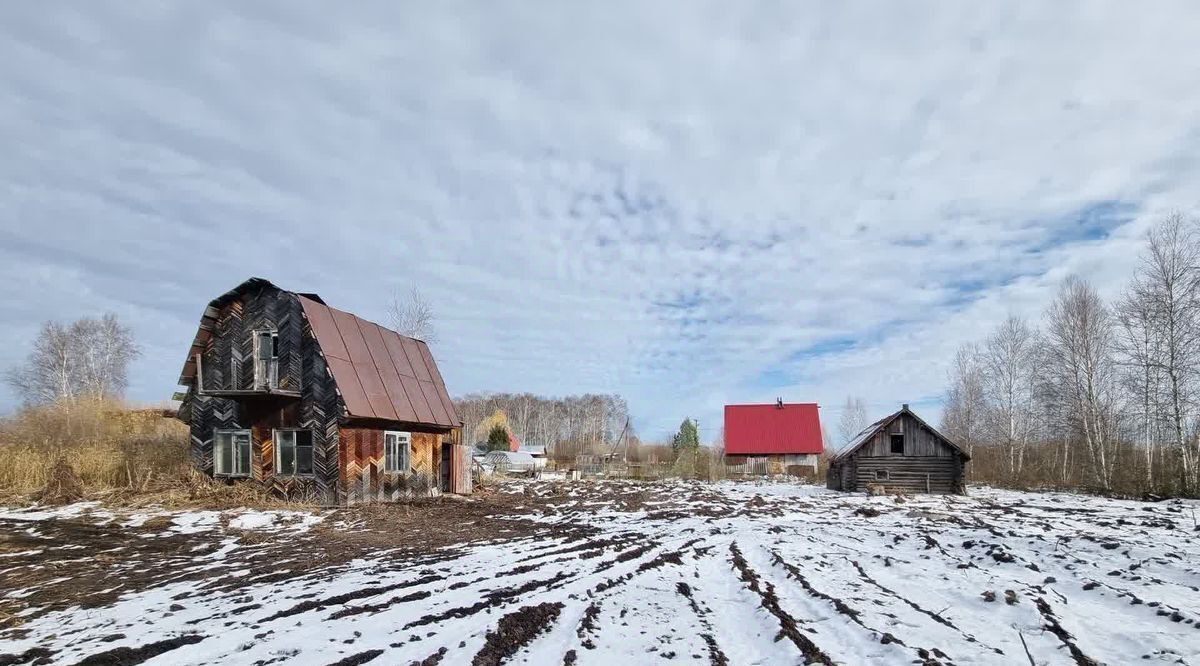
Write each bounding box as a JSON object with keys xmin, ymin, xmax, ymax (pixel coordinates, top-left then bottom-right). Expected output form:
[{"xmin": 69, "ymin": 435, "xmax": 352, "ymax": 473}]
[
  {"xmin": 852, "ymin": 457, "xmax": 960, "ymax": 494},
  {"xmin": 828, "ymin": 411, "xmax": 967, "ymax": 494},
  {"xmin": 855, "ymin": 413, "xmax": 956, "ymax": 458}
]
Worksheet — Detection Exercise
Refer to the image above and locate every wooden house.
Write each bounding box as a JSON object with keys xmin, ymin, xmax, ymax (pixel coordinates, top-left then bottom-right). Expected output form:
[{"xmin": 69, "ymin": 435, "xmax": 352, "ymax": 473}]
[
  {"xmin": 175, "ymin": 277, "xmax": 471, "ymax": 504},
  {"xmin": 723, "ymin": 401, "xmax": 823, "ymax": 475},
  {"xmin": 826, "ymin": 404, "xmax": 969, "ymax": 494}
]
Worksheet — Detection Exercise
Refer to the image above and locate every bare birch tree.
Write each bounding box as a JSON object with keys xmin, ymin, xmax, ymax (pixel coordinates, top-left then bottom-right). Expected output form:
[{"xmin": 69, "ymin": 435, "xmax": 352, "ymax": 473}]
[
  {"xmin": 1044, "ymin": 277, "xmax": 1119, "ymax": 489},
  {"xmin": 1115, "ymin": 279, "xmax": 1167, "ymax": 487},
  {"xmin": 389, "ymin": 286, "xmax": 436, "ymax": 343},
  {"xmin": 1129, "ymin": 214, "xmax": 1200, "ymax": 491},
  {"xmin": 5, "ymin": 314, "xmax": 140, "ymax": 406},
  {"xmin": 980, "ymin": 316, "xmax": 1040, "ymax": 480},
  {"xmin": 837, "ymin": 395, "xmax": 869, "ymax": 446},
  {"xmin": 942, "ymin": 342, "xmax": 986, "ymax": 459}
]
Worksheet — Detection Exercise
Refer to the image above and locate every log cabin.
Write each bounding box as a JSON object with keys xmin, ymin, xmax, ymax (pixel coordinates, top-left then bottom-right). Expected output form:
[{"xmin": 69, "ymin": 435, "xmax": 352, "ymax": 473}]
[
  {"xmin": 175, "ymin": 277, "xmax": 470, "ymax": 504},
  {"xmin": 826, "ymin": 404, "xmax": 969, "ymax": 494}
]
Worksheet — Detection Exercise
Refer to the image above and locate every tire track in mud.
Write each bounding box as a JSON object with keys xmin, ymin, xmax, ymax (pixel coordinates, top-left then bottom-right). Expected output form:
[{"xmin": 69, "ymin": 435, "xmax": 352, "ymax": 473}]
[
  {"xmin": 728, "ymin": 543, "xmax": 833, "ymax": 666},
  {"xmin": 70, "ymin": 634, "xmax": 205, "ymax": 666},
  {"xmin": 589, "ymin": 538, "xmax": 698, "ymax": 594},
  {"xmin": 403, "ymin": 572, "xmax": 573, "ymax": 630},
  {"xmin": 575, "ymin": 601, "xmax": 602, "ymax": 649},
  {"xmin": 326, "ymin": 648, "xmax": 385, "ymax": 665},
  {"xmin": 568, "ymin": 537, "xmax": 703, "ymax": 655},
  {"xmin": 327, "ymin": 589, "xmax": 433, "ymax": 620},
  {"xmin": 259, "ymin": 573, "xmax": 444, "ymax": 622}
]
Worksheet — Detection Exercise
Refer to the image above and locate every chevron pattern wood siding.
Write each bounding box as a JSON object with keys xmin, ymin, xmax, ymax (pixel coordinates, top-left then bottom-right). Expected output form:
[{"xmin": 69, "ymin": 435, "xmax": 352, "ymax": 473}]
[
  {"xmin": 184, "ymin": 284, "xmax": 343, "ymax": 504},
  {"xmin": 337, "ymin": 428, "xmax": 456, "ymax": 503},
  {"xmin": 179, "ymin": 278, "xmax": 470, "ymax": 504}
]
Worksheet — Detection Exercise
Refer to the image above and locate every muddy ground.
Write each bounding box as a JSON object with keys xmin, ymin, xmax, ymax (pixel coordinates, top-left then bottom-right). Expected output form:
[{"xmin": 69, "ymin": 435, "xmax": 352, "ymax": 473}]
[{"xmin": 0, "ymin": 481, "xmax": 1198, "ymax": 665}]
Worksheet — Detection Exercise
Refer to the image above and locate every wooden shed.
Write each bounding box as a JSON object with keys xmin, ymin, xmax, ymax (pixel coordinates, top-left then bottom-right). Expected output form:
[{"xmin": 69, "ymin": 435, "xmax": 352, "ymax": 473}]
[
  {"xmin": 175, "ymin": 277, "xmax": 471, "ymax": 504},
  {"xmin": 826, "ymin": 404, "xmax": 969, "ymax": 495}
]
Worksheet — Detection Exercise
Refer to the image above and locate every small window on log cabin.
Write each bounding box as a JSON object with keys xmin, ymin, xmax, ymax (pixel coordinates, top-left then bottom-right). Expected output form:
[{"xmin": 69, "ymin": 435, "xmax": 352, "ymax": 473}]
[
  {"xmin": 890, "ymin": 433, "xmax": 904, "ymax": 454},
  {"xmin": 876, "ymin": 469, "xmax": 889, "ymax": 481}
]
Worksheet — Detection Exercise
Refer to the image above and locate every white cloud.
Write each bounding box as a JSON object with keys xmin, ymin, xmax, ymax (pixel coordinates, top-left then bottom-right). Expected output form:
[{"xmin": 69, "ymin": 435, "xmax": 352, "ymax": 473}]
[{"xmin": 1, "ymin": 2, "xmax": 1199, "ymax": 441}]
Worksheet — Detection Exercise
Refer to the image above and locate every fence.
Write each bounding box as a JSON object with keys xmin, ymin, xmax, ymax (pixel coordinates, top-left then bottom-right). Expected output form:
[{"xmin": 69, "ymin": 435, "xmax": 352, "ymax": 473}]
[{"xmin": 557, "ymin": 455, "xmax": 818, "ymax": 482}]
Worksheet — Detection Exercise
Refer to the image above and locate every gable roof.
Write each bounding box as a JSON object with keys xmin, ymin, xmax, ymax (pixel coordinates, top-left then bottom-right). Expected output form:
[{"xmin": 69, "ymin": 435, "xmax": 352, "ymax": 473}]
[
  {"xmin": 723, "ymin": 403, "xmax": 824, "ymax": 455},
  {"xmin": 831, "ymin": 405, "xmax": 968, "ymax": 462},
  {"xmin": 179, "ymin": 277, "xmax": 459, "ymax": 429}
]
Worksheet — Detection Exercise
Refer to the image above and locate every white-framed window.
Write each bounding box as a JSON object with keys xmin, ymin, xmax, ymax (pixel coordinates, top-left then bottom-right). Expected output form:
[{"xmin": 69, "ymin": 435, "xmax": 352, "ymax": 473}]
[
  {"xmin": 875, "ymin": 469, "xmax": 890, "ymax": 481},
  {"xmin": 384, "ymin": 431, "xmax": 411, "ymax": 473},
  {"xmin": 274, "ymin": 429, "xmax": 314, "ymax": 476},
  {"xmin": 214, "ymin": 429, "xmax": 251, "ymax": 477}
]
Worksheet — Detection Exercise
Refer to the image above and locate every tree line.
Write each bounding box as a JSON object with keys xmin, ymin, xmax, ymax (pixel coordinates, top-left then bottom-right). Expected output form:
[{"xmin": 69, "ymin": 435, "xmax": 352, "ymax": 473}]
[
  {"xmin": 942, "ymin": 213, "xmax": 1200, "ymax": 497},
  {"xmin": 453, "ymin": 392, "xmax": 630, "ymax": 460}
]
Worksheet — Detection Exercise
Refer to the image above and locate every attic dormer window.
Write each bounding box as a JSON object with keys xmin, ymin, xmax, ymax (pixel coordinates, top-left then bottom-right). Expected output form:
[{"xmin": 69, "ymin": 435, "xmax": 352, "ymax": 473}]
[{"xmin": 254, "ymin": 330, "xmax": 279, "ymax": 390}]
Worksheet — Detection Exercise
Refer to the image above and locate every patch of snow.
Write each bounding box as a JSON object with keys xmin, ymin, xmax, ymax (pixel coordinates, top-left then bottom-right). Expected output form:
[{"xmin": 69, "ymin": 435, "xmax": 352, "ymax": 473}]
[
  {"xmin": 170, "ymin": 511, "xmax": 221, "ymax": 534},
  {"xmin": 228, "ymin": 511, "xmax": 277, "ymax": 531}
]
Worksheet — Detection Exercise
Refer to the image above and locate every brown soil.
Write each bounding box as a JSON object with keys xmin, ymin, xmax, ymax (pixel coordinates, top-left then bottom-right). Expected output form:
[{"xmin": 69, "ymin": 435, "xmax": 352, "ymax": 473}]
[
  {"xmin": 0, "ymin": 487, "xmax": 595, "ymax": 633},
  {"xmin": 472, "ymin": 602, "xmax": 564, "ymax": 666}
]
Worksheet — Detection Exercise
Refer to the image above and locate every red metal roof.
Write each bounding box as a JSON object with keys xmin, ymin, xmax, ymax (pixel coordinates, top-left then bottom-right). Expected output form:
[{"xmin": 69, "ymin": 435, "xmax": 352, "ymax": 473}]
[
  {"xmin": 298, "ymin": 295, "xmax": 459, "ymax": 429},
  {"xmin": 723, "ymin": 403, "xmax": 823, "ymax": 455}
]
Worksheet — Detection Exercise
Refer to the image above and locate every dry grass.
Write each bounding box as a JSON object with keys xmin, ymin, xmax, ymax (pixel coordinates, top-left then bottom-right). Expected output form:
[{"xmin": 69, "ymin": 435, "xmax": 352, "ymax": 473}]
[
  {"xmin": 0, "ymin": 400, "xmax": 291, "ymax": 508},
  {"xmin": 0, "ymin": 400, "xmax": 190, "ymax": 494}
]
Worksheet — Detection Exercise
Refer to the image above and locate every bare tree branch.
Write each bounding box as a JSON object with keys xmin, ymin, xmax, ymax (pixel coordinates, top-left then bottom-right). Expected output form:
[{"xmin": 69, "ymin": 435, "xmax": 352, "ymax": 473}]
[
  {"xmin": 389, "ymin": 285, "xmax": 436, "ymax": 343},
  {"xmin": 5, "ymin": 314, "xmax": 140, "ymax": 406}
]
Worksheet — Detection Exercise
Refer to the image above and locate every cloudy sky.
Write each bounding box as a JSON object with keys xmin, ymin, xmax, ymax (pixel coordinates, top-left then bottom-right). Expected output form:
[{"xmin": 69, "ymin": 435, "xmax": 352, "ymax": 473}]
[{"xmin": 2, "ymin": 3, "xmax": 1199, "ymax": 442}]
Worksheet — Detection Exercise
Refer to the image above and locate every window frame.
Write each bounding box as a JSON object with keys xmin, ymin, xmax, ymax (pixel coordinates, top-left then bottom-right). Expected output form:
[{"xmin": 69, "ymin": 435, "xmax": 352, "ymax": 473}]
[
  {"xmin": 213, "ymin": 428, "xmax": 252, "ymax": 478},
  {"xmin": 253, "ymin": 329, "xmax": 279, "ymax": 390},
  {"xmin": 875, "ymin": 469, "xmax": 890, "ymax": 481},
  {"xmin": 384, "ymin": 431, "xmax": 411, "ymax": 474},
  {"xmin": 889, "ymin": 433, "xmax": 905, "ymax": 455},
  {"xmin": 273, "ymin": 428, "xmax": 314, "ymax": 477}
]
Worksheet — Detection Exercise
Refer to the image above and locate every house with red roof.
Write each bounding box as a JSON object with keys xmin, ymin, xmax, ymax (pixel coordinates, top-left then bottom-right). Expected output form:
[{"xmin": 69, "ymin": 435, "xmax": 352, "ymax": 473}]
[{"xmin": 723, "ymin": 400, "xmax": 824, "ymax": 475}]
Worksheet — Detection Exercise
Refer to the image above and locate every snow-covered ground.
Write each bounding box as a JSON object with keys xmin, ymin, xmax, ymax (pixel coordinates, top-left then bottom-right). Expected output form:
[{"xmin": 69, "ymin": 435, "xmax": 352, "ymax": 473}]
[{"xmin": 1, "ymin": 481, "xmax": 1197, "ymax": 665}]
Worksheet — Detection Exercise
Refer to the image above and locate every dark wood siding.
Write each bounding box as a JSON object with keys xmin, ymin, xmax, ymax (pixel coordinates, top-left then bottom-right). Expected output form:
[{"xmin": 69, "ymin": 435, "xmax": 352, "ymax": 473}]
[
  {"xmin": 185, "ymin": 285, "xmax": 342, "ymax": 503},
  {"xmin": 828, "ymin": 409, "xmax": 967, "ymax": 494},
  {"xmin": 853, "ymin": 457, "xmax": 959, "ymax": 494},
  {"xmin": 855, "ymin": 414, "xmax": 956, "ymax": 458}
]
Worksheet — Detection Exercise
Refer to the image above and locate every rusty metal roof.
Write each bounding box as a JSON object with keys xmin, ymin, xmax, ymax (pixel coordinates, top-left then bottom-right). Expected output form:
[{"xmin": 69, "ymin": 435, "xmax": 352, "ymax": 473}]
[
  {"xmin": 297, "ymin": 295, "xmax": 459, "ymax": 428},
  {"xmin": 177, "ymin": 277, "xmax": 458, "ymax": 429}
]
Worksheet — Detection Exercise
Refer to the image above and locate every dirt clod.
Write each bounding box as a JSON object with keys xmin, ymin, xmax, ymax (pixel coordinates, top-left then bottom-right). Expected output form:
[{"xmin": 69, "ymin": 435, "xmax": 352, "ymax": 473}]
[{"xmin": 472, "ymin": 602, "xmax": 564, "ymax": 666}]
